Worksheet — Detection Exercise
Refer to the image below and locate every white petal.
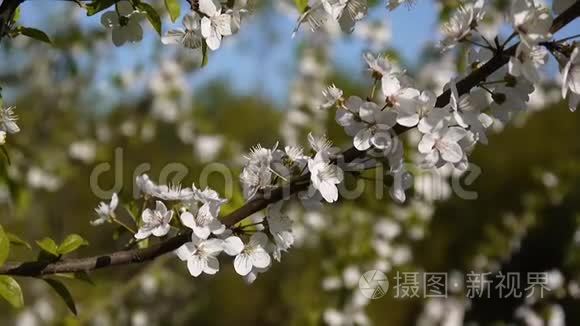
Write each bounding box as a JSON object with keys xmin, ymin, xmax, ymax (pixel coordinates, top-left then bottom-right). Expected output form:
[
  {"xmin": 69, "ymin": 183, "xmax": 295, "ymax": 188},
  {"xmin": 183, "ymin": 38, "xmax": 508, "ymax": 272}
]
[
  {"xmin": 234, "ymin": 254, "xmax": 253, "ymax": 276},
  {"xmin": 187, "ymin": 256, "xmax": 205, "ymax": 277},
  {"xmin": 180, "ymin": 211, "xmax": 196, "ymax": 229},
  {"xmin": 223, "ymin": 236, "xmax": 244, "ymax": 256},
  {"xmin": 204, "ymin": 256, "xmax": 220, "ymax": 274},
  {"xmin": 439, "ymin": 141, "xmax": 464, "ymax": 163},
  {"xmin": 152, "ymin": 224, "xmax": 170, "ymax": 237},
  {"xmin": 199, "ymin": 0, "xmax": 218, "ymax": 16},
  {"xmin": 353, "ymin": 128, "xmax": 373, "ymax": 151},
  {"xmin": 203, "ymin": 238, "xmax": 224, "ymax": 254},
  {"xmin": 444, "ymin": 127, "xmax": 468, "ymax": 142},
  {"xmin": 175, "ymin": 243, "xmax": 195, "ymax": 261},
  {"xmin": 110, "ymin": 193, "xmax": 118, "ymax": 210},
  {"xmin": 319, "ymin": 181, "xmax": 339, "ymax": 202},
  {"xmin": 134, "ymin": 228, "xmax": 151, "ymax": 240},
  {"xmin": 193, "ymin": 225, "xmax": 211, "ymax": 239},
  {"xmin": 250, "ymin": 250, "xmax": 271, "ymax": 269},
  {"xmin": 418, "ymin": 134, "xmax": 435, "ymax": 154}
]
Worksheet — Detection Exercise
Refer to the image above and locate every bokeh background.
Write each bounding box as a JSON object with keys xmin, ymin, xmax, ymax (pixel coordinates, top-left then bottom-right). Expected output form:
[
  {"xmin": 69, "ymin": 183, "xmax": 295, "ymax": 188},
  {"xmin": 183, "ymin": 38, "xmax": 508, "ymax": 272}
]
[{"xmin": 1, "ymin": 0, "xmax": 580, "ymax": 325}]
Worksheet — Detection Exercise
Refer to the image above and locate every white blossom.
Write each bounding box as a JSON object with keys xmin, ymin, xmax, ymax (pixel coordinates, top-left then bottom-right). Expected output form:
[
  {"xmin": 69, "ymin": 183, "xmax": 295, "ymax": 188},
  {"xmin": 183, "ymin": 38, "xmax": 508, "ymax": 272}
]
[
  {"xmin": 199, "ymin": 0, "xmax": 233, "ymax": 50},
  {"xmin": 510, "ymin": 0, "xmax": 553, "ymax": 46},
  {"xmin": 180, "ymin": 185, "xmax": 227, "ymax": 239},
  {"xmin": 509, "ymin": 43, "xmax": 547, "ymax": 83},
  {"xmin": 440, "ymin": 0, "xmax": 485, "ymax": 50},
  {"xmin": 162, "ymin": 12, "xmax": 203, "ymax": 49},
  {"xmin": 0, "ymin": 106, "xmax": 19, "ymax": 134},
  {"xmin": 175, "ymin": 235, "xmax": 224, "ymax": 277},
  {"xmin": 100, "ymin": 1, "xmax": 143, "ymax": 47},
  {"xmin": 319, "ymin": 84, "xmax": 343, "ymax": 109},
  {"xmin": 135, "ymin": 201, "xmax": 173, "ymax": 239},
  {"xmin": 352, "ymin": 101, "xmax": 396, "ymax": 151},
  {"xmin": 92, "ymin": 193, "xmax": 118, "ymax": 226},
  {"xmin": 418, "ymin": 126, "xmax": 469, "ymax": 167},
  {"xmin": 308, "ymin": 152, "xmax": 343, "ymax": 203},
  {"xmin": 561, "ymin": 46, "xmax": 580, "ymax": 112},
  {"xmin": 230, "ymin": 232, "xmax": 272, "ymax": 276},
  {"xmin": 321, "ymin": 0, "xmax": 368, "ymax": 33}
]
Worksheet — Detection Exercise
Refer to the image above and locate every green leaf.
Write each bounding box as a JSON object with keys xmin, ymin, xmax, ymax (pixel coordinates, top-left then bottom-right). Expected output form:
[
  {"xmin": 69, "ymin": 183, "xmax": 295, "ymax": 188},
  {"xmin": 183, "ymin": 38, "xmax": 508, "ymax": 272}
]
[
  {"xmin": 17, "ymin": 27, "xmax": 52, "ymax": 44},
  {"xmin": 44, "ymin": 279, "xmax": 77, "ymax": 315},
  {"xmin": 0, "ymin": 146, "xmax": 11, "ymax": 165},
  {"xmin": 54, "ymin": 271, "xmax": 95, "ymax": 286},
  {"xmin": 86, "ymin": 0, "xmax": 117, "ymax": 16},
  {"xmin": 36, "ymin": 238, "xmax": 59, "ymax": 256},
  {"xmin": 136, "ymin": 2, "xmax": 162, "ymax": 36},
  {"xmin": 201, "ymin": 42, "xmax": 209, "ymax": 67},
  {"xmin": 58, "ymin": 234, "xmax": 88, "ymax": 255},
  {"xmin": 0, "ymin": 225, "xmax": 9, "ymax": 267},
  {"xmin": 0, "ymin": 276, "xmax": 23, "ymax": 308},
  {"xmin": 6, "ymin": 233, "xmax": 30, "ymax": 249},
  {"xmin": 164, "ymin": 0, "xmax": 180, "ymax": 22},
  {"xmin": 294, "ymin": 0, "xmax": 309, "ymax": 13}
]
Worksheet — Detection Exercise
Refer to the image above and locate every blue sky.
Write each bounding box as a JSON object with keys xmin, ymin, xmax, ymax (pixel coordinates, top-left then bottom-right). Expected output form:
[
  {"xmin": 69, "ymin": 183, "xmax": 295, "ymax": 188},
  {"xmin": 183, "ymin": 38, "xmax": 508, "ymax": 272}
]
[{"xmin": 17, "ymin": 0, "xmax": 580, "ymax": 107}]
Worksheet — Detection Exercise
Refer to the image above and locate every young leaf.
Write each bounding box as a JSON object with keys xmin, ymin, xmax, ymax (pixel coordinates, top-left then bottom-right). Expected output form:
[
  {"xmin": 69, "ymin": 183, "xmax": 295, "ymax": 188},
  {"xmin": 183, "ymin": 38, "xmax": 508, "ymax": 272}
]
[
  {"xmin": 44, "ymin": 279, "xmax": 77, "ymax": 315},
  {"xmin": 17, "ymin": 27, "xmax": 52, "ymax": 44},
  {"xmin": 201, "ymin": 42, "xmax": 209, "ymax": 67},
  {"xmin": 294, "ymin": 0, "xmax": 309, "ymax": 13},
  {"xmin": 6, "ymin": 232, "xmax": 30, "ymax": 249},
  {"xmin": 86, "ymin": 0, "xmax": 117, "ymax": 16},
  {"xmin": 58, "ymin": 234, "xmax": 88, "ymax": 255},
  {"xmin": 136, "ymin": 2, "xmax": 162, "ymax": 36},
  {"xmin": 0, "ymin": 226, "xmax": 9, "ymax": 266},
  {"xmin": 36, "ymin": 238, "xmax": 59, "ymax": 256},
  {"xmin": 0, "ymin": 276, "xmax": 23, "ymax": 308},
  {"xmin": 164, "ymin": 0, "xmax": 180, "ymax": 22}
]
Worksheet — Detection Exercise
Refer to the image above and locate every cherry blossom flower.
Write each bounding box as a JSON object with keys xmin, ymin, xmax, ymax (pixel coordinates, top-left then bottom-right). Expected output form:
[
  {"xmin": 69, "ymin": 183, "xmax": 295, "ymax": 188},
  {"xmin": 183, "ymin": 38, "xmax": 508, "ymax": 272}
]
[
  {"xmin": 230, "ymin": 232, "xmax": 272, "ymax": 276},
  {"xmin": 162, "ymin": 12, "xmax": 203, "ymax": 49},
  {"xmin": 510, "ymin": 0, "xmax": 552, "ymax": 46},
  {"xmin": 418, "ymin": 126, "xmax": 469, "ymax": 167},
  {"xmin": 100, "ymin": 1, "xmax": 143, "ymax": 47},
  {"xmin": 92, "ymin": 193, "xmax": 119, "ymax": 226},
  {"xmin": 561, "ymin": 46, "xmax": 580, "ymax": 112},
  {"xmin": 363, "ymin": 52, "xmax": 394, "ymax": 78},
  {"xmin": 0, "ymin": 105, "xmax": 20, "ymax": 135},
  {"xmin": 175, "ymin": 235, "xmax": 224, "ymax": 277},
  {"xmin": 352, "ymin": 101, "xmax": 396, "ymax": 151},
  {"xmin": 135, "ymin": 201, "xmax": 173, "ymax": 239},
  {"xmin": 199, "ymin": 0, "xmax": 233, "ymax": 50},
  {"xmin": 319, "ymin": 84, "xmax": 343, "ymax": 109},
  {"xmin": 509, "ymin": 43, "xmax": 547, "ymax": 83},
  {"xmin": 308, "ymin": 152, "xmax": 344, "ymax": 203},
  {"xmin": 240, "ymin": 143, "xmax": 283, "ymax": 199},
  {"xmin": 321, "ymin": 0, "xmax": 368, "ymax": 33},
  {"xmin": 180, "ymin": 185, "xmax": 227, "ymax": 239},
  {"xmin": 440, "ymin": 0, "xmax": 486, "ymax": 50}
]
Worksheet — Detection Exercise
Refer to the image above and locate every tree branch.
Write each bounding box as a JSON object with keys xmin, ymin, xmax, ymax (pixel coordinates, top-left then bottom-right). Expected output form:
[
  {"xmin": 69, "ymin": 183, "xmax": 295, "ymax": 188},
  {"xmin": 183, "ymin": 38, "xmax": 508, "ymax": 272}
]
[{"xmin": 0, "ymin": 2, "xmax": 579, "ymax": 277}]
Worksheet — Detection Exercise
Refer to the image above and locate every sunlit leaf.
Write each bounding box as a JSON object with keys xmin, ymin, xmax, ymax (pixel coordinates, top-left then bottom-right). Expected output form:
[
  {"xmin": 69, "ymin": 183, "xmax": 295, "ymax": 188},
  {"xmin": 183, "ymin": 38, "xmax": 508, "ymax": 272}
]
[
  {"xmin": 36, "ymin": 237, "xmax": 59, "ymax": 256},
  {"xmin": 0, "ymin": 276, "xmax": 23, "ymax": 308},
  {"xmin": 0, "ymin": 226, "xmax": 9, "ymax": 266},
  {"xmin": 164, "ymin": 0, "xmax": 180, "ymax": 22},
  {"xmin": 58, "ymin": 234, "xmax": 88, "ymax": 255},
  {"xmin": 6, "ymin": 232, "xmax": 30, "ymax": 249}
]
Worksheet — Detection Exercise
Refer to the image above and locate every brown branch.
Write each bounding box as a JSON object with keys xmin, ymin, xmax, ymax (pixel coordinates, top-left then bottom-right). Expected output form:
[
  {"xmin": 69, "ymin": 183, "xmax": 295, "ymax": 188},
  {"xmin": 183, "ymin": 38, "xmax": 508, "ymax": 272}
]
[{"xmin": 0, "ymin": 2, "xmax": 579, "ymax": 277}]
